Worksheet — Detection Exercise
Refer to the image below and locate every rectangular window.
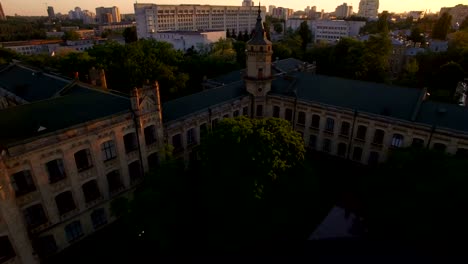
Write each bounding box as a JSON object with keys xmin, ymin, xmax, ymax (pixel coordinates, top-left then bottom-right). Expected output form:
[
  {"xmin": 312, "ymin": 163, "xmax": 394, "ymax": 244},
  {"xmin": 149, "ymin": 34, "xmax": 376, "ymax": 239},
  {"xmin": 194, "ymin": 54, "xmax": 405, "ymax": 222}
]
[
  {"xmin": 391, "ymin": 134, "xmax": 404, "ymax": 148},
  {"xmin": 256, "ymin": 105, "xmax": 263, "ymax": 117},
  {"xmin": 106, "ymin": 170, "xmax": 123, "ymax": 194},
  {"xmin": 172, "ymin": 134, "xmax": 183, "ymax": 151},
  {"xmin": 368, "ymin": 151, "xmax": 379, "ymax": 165},
  {"xmin": 144, "ymin": 125, "xmax": 157, "ymax": 146},
  {"xmin": 23, "ymin": 204, "xmax": 48, "ymax": 229},
  {"xmin": 356, "ymin": 125, "xmax": 367, "ymax": 141},
  {"xmin": 55, "ymin": 191, "xmax": 76, "ymax": 216},
  {"xmin": 187, "ymin": 128, "xmax": 196, "ymax": 145},
  {"xmin": 273, "ymin": 106, "xmax": 280, "ymax": 118},
  {"xmin": 322, "ymin": 139, "xmax": 332, "ymax": 153},
  {"xmin": 11, "ymin": 170, "xmax": 36, "ymax": 197},
  {"xmin": 285, "ymin": 108, "xmax": 293, "ymax": 122},
  {"xmin": 35, "ymin": 235, "xmax": 57, "ymax": 257},
  {"xmin": 46, "ymin": 159, "xmax": 66, "ymax": 183},
  {"xmin": 352, "ymin": 147, "xmax": 363, "ymax": 161},
  {"xmin": 128, "ymin": 161, "xmax": 142, "ymax": 183},
  {"xmin": 311, "ymin": 114, "xmax": 320, "ymax": 129},
  {"xmin": 325, "ymin": 118, "xmax": 335, "ymax": 133},
  {"xmin": 74, "ymin": 149, "xmax": 93, "ymax": 172},
  {"xmin": 65, "ymin": 221, "xmax": 83, "ymax": 243},
  {"xmin": 0, "ymin": 236, "xmax": 16, "ymax": 262},
  {"xmin": 337, "ymin": 143, "xmax": 347, "ymax": 157},
  {"xmin": 91, "ymin": 208, "xmax": 107, "ymax": 229},
  {"xmin": 297, "ymin": 111, "xmax": 306, "ymax": 125},
  {"xmin": 233, "ymin": 110, "xmax": 239, "ymax": 117},
  {"xmin": 372, "ymin": 129, "xmax": 385, "ymax": 145},
  {"xmin": 211, "ymin": 118, "xmax": 219, "ymax": 129},
  {"xmin": 340, "ymin": 121, "xmax": 350, "ymax": 136},
  {"xmin": 82, "ymin": 180, "xmax": 101, "ymax": 204},
  {"xmin": 199, "ymin": 123, "xmax": 208, "ymax": 142},
  {"xmin": 308, "ymin": 135, "xmax": 317, "ymax": 149},
  {"xmin": 124, "ymin": 133, "xmax": 138, "ymax": 153},
  {"xmin": 101, "ymin": 140, "xmax": 117, "ymax": 161},
  {"xmin": 242, "ymin": 106, "xmax": 248, "ymax": 116}
]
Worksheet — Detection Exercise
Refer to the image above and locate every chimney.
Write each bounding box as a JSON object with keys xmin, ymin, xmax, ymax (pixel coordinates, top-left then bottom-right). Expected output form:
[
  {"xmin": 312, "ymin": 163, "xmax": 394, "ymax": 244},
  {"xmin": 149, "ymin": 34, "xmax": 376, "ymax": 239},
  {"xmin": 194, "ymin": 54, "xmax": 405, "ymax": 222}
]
[{"xmin": 89, "ymin": 67, "xmax": 108, "ymax": 90}]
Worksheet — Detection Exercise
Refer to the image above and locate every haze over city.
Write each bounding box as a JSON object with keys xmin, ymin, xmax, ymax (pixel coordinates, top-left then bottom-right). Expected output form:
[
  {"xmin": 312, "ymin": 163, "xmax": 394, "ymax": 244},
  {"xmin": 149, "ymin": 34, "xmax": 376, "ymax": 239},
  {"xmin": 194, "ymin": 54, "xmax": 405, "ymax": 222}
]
[{"xmin": 1, "ymin": 0, "xmax": 464, "ymax": 16}]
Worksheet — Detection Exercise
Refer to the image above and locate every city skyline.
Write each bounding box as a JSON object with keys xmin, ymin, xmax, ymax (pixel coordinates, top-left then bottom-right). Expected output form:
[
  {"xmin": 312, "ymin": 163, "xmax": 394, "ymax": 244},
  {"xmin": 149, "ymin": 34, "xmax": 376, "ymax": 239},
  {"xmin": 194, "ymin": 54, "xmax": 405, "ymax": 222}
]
[{"xmin": 0, "ymin": 0, "xmax": 465, "ymax": 16}]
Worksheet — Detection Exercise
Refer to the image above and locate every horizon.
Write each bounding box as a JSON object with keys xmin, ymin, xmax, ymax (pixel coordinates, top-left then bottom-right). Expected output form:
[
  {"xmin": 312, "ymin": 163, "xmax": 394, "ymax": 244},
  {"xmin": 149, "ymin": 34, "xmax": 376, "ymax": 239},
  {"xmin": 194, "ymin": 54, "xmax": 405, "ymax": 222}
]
[{"xmin": 0, "ymin": 0, "xmax": 465, "ymax": 17}]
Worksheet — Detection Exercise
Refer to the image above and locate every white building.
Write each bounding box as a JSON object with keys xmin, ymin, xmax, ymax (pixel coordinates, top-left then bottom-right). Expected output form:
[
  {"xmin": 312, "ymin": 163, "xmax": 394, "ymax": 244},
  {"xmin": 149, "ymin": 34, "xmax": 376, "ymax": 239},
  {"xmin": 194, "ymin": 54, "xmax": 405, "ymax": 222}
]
[
  {"xmin": 242, "ymin": 0, "xmax": 254, "ymax": 7},
  {"xmin": 154, "ymin": 30, "xmax": 226, "ymax": 51},
  {"xmin": 96, "ymin": 6, "xmax": 121, "ymax": 24},
  {"xmin": 286, "ymin": 19, "xmax": 366, "ymax": 43},
  {"xmin": 0, "ymin": 40, "xmax": 62, "ymax": 56},
  {"xmin": 357, "ymin": 0, "xmax": 379, "ymax": 19},
  {"xmin": 407, "ymin": 11, "xmax": 425, "ymax": 21},
  {"xmin": 335, "ymin": 3, "xmax": 353, "ymax": 18},
  {"xmin": 268, "ymin": 5, "xmax": 276, "ymax": 15},
  {"xmin": 134, "ymin": 4, "xmax": 265, "ymax": 39}
]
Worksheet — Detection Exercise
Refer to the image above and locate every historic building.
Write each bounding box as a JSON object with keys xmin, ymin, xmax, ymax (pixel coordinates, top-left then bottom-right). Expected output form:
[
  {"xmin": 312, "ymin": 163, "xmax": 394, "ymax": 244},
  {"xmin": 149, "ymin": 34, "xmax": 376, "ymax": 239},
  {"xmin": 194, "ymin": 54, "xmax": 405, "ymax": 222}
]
[{"xmin": 2, "ymin": 8, "xmax": 468, "ymax": 264}]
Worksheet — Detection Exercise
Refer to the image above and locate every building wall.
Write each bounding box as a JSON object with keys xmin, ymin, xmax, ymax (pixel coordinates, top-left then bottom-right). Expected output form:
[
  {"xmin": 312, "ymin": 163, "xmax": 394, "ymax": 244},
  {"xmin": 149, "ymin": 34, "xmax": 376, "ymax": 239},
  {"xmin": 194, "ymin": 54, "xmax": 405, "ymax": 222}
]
[
  {"xmin": 154, "ymin": 31, "xmax": 226, "ymax": 51},
  {"xmin": 134, "ymin": 4, "xmax": 266, "ymax": 39},
  {"xmin": 357, "ymin": 0, "xmax": 379, "ymax": 19}
]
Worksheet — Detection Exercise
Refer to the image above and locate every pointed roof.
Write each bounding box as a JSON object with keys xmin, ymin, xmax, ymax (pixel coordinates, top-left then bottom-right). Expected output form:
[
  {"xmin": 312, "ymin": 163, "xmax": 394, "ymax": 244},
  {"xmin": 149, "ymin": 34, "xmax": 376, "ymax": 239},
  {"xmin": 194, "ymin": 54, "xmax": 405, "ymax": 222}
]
[{"xmin": 247, "ymin": 4, "xmax": 271, "ymax": 45}]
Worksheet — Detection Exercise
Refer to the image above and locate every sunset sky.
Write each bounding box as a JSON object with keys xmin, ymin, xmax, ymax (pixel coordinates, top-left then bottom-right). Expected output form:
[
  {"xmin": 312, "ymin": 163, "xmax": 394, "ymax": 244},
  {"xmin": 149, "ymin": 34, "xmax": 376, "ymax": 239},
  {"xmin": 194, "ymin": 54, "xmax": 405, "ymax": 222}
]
[{"xmin": 1, "ymin": 0, "xmax": 463, "ymax": 16}]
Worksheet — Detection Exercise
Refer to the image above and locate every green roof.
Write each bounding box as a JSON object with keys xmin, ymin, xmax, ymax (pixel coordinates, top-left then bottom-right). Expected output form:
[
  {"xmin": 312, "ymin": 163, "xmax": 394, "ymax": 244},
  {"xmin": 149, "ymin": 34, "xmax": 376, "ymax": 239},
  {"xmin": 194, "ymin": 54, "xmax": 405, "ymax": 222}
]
[
  {"xmin": 0, "ymin": 89, "xmax": 130, "ymax": 147},
  {"xmin": 0, "ymin": 64, "xmax": 70, "ymax": 102},
  {"xmin": 162, "ymin": 82, "xmax": 246, "ymax": 122},
  {"xmin": 416, "ymin": 101, "xmax": 468, "ymax": 133},
  {"xmin": 271, "ymin": 72, "xmax": 424, "ymax": 121}
]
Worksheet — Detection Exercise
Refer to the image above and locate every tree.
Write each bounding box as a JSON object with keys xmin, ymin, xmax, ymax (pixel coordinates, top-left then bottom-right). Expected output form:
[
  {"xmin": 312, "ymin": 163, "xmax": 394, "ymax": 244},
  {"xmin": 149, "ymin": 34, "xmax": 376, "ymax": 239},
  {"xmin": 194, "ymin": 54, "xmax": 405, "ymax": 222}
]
[
  {"xmin": 377, "ymin": 11, "xmax": 390, "ymax": 34},
  {"xmin": 361, "ymin": 147, "xmax": 468, "ymax": 240},
  {"xmin": 433, "ymin": 61, "xmax": 465, "ymax": 101},
  {"xmin": 0, "ymin": 47, "xmax": 18, "ymax": 64},
  {"xmin": 432, "ymin": 12, "xmax": 452, "ymax": 40},
  {"xmin": 62, "ymin": 30, "xmax": 80, "ymax": 41},
  {"xmin": 408, "ymin": 27, "xmax": 426, "ymax": 45},
  {"xmin": 298, "ymin": 21, "xmax": 312, "ymax": 51},
  {"xmin": 460, "ymin": 16, "xmax": 468, "ymax": 31},
  {"xmin": 123, "ymin": 26, "xmax": 138, "ymax": 43},
  {"xmin": 273, "ymin": 22, "xmax": 283, "ymax": 34}
]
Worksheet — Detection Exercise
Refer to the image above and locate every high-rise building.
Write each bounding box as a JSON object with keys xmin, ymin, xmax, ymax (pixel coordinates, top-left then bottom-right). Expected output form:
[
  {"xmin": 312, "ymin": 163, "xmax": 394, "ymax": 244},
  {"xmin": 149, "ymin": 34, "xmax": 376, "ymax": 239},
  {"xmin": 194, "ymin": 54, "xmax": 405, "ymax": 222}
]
[
  {"xmin": 134, "ymin": 4, "xmax": 266, "ymax": 39},
  {"xmin": 268, "ymin": 5, "xmax": 276, "ymax": 15},
  {"xmin": 440, "ymin": 4, "xmax": 468, "ymax": 27},
  {"xmin": 95, "ymin": 6, "xmax": 121, "ymax": 24},
  {"xmin": 242, "ymin": 0, "xmax": 254, "ymax": 7},
  {"xmin": 358, "ymin": 0, "xmax": 379, "ymax": 19},
  {"xmin": 271, "ymin": 7, "xmax": 294, "ymax": 20},
  {"xmin": 335, "ymin": 3, "xmax": 353, "ymax": 18},
  {"xmin": 0, "ymin": 1, "xmax": 6, "ymax": 20},
  {"xmin": 47, "ymin": 6, "xmax": 55, "ymax": 19}
]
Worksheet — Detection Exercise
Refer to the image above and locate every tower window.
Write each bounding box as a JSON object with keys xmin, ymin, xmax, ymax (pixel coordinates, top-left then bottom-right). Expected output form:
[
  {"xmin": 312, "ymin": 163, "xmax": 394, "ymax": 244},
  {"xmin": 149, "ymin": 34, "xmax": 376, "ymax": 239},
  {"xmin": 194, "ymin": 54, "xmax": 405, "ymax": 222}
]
[{"xmin": 258, "ymin": 68, "xmax": 263, "ymax": 79}]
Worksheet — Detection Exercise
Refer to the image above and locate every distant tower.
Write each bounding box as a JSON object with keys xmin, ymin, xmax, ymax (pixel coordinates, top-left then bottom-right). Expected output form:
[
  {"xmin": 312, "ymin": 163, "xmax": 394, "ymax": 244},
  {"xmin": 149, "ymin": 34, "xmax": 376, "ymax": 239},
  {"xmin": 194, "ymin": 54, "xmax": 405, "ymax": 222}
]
[
  {"xmin": 47, "ymin": 6, "xmax": 55, "ymax": 19},
  {"xmin": 0, "ymin": 2, "xmax": 6, "ymax": 21},
  {"xmin": 245, "ymin": 5, "xmax": 273, "ymax": 117}
]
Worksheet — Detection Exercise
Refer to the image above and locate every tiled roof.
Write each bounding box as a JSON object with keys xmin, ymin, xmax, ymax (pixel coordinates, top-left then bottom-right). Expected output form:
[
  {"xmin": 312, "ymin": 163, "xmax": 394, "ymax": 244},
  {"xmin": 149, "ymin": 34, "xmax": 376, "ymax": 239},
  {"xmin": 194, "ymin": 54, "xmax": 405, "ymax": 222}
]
[
  {"xmin": 0, "ymin": 64, "xmax": 70, "ymax": 102},
  {"xmin": 162, "ymin": 81, "xmax": 247, "ymax": 122},
  {"xmin": 0, "ymin": 88, "xmax": 130, "ymax": 147}
]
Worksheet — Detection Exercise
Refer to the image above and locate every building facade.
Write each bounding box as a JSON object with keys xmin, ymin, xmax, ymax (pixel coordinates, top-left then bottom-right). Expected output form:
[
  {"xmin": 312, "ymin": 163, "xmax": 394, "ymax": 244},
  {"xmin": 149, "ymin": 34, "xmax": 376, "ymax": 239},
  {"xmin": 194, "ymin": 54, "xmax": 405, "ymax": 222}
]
[
  {"xmin": 134, "ymin": 3, "xmax": 266, "ymax": 39},
  {"xmin": 440, "ymin": 4, "xmax": 468, "ymax": 27},
  {"xmin": 335, "ymin": 3, "xmax": 353, "ymax": 18},
  {"xmin": 47, "ymin": 6, "xmax": 55, "ymax": 19},
  {"xmin": 154, "ymin": 30, "xmax": 225, "ymax": 51},
  {"xmin": 286, "ymin": 19, "xmax": 365, "ymax": 43},
  {"xmin": 96, "ymin": 6, "xmax": 121, "ymax": 24},
  {"xmin": 2, "ymin": 8, "xmax": 468, "ymax": 264},
  {"xmin": 357, "ymin": 0, "xmax": 379, "ymax": 19}
]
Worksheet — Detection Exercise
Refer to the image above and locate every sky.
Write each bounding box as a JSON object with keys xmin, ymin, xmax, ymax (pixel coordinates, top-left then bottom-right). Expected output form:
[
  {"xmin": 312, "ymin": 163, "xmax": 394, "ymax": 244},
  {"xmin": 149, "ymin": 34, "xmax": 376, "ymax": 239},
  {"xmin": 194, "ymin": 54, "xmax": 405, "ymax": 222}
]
[{"xmin": 1, "ymin": 0, "xmax": 464, "ymax": 16}]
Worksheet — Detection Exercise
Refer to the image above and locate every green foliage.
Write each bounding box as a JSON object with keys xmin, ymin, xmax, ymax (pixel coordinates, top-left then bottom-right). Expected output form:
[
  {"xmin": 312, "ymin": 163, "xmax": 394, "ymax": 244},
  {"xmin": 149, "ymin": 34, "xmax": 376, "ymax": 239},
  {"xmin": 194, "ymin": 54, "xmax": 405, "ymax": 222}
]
[
  {"xmin": 361, "ymin": 147, "xmax": 468, "ymax": 240},
  {"xmin": 62, "ymin": 30, "xmax": 80, "ymax": 41},
  {"xmin": 273, "ymin": 22, "xmax": 283, "ymax": 34},
  {"xmin": 377, "ymin": 11, "xmax": 390, "ymax": 34},
  {"xmin": 0, "ymin": 47, "xmax": 19, "ymax": 64},
  {"xmin": 432, "ymin": 12, "xmax": 452, "ymax": 40},
  {"xmin": 460, "ymin": 16, "xmax": 468, "ymax": 31},
  {"xmin": 298, "ymin": 21, "xmax": 312, "ymax": 51},
  {"xmin": 408, "ymin": 27, "xmax": 426, "ymax": 45},
  {"xmin": 123, "ymin": 26, "xmax": 138, "ymax": 43},
  {"xmin": 0, "ymin": 18, "xmax": 47, "ymax": 41}
]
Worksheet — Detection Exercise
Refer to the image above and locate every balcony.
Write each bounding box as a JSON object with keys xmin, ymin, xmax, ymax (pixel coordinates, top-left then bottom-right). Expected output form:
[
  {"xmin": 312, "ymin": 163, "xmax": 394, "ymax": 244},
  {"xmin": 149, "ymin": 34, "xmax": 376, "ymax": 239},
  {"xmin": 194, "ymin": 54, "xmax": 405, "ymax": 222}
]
[
  {"xmin": 104, "ymin": 158, "xmax": 119, "ymax": 169},
  {"xmin": 371, "ymin": 142, "xmax": 383, "ymax": 150},
  {"xmin": 60, "ymin": 208, "xmax": 79, "ymax": 221},
  {"xmin": 338, "ymin": 134, "xmax": 349, "ymax": 140},
  {"xmin": 30, "ymin": 221, "xmax": 51, "ymax": 234},
  {"xmin": 78, "ymin": 168, "xmax": 96, "ymax": 182},
  {"xmin": 109, "ymin": 185, "xmax": 126, "ymax": 197},
  {"xmin": 49, "ymin": 178, "xmax": 70, "ymax": 193},
  {"xmin": 353, "ymin": 138, "xmax": 366, "ymax": 145},
  {"xmin": 323, "ymin": 130, "xmax": 334, "ymax": 137},
  {"xmin": 146, "ymin": 142, "xmax": 159, "ymax": 152},
  {"xmin": 85, "ymin": 196, "xmax": 104, "ymax": 209},
  {"xmin": 16, "ymin": 191, "xmax": 41, "ymax": 208},
  {"xmin": 126, "ymin": 150, "xmax": 139, "ymax": 160}
]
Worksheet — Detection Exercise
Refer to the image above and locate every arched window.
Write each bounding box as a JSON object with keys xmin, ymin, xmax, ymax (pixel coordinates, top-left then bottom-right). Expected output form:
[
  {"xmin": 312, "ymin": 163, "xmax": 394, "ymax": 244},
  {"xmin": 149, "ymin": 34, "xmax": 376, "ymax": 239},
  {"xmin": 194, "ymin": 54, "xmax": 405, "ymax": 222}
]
[{"xmin": 391, "ymin": 134, "xmax": 404, "ymax": 148}]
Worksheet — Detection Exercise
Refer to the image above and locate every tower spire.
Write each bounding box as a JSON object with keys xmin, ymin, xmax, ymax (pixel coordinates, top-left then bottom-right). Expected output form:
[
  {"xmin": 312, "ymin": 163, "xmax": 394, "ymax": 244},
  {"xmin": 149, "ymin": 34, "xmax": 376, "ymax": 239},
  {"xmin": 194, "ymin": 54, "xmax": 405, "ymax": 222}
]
[{"xmin": 247, "ymin": 3, "xmax": 270, "ymax": 45}]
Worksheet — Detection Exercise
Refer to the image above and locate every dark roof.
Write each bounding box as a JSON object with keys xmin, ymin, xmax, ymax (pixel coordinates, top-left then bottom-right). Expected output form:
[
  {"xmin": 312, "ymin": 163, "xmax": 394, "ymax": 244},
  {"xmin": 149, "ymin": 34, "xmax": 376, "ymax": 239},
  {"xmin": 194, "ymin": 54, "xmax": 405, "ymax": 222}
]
[
  {"xmin": 246, "ymin": 7, "xmax": 271, "ymax": 46},
  {"xmin": 162, "ymin": 82, "xmax": 247, "ymax": 122},
  {"xmin": 416, "ymin": 101, "xmax": 468, "ymax": 133},
  {"xmin": 272, "ymin": 58, "xmax": 305, "ymax": 73},
  {"xmin": 0, "ymin": 89, "xmax": 130, "ymax": 147},
  {"xmin": 0, "ymin": 64, "xmax": 69, "ymax": 102},
  {"xmin": 272, "ymin": 73, "xmax": 424, "ymax": 121}
]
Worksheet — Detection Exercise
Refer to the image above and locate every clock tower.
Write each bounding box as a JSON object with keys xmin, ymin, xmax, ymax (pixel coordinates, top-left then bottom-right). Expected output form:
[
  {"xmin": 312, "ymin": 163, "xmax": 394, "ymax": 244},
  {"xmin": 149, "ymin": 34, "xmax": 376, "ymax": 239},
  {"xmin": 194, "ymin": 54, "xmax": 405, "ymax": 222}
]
[{"xmin": 245, "ymin": 4, "xmax": 273, "ymax": 97}]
